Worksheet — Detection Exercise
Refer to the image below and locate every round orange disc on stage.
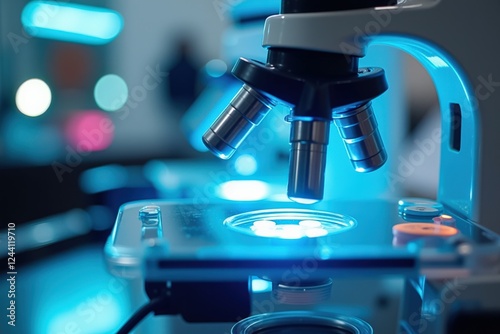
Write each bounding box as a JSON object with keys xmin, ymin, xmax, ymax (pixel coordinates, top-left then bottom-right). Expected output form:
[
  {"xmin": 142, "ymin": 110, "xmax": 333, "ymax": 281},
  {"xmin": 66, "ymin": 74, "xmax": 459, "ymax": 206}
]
[{"xmin": 393, "ymin": 223, "xmax": 458, "ymax": 238}]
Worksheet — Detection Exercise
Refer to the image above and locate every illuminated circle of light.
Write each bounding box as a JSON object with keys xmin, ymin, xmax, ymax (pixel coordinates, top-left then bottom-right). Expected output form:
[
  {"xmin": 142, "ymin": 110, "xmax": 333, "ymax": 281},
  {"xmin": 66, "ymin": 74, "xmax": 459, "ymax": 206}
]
[
  {"xmin": 234, "ymin": 154, "xmax": 258, "ymax": 176},
  {"xmin": 94, "ymin": 74, "xmax": 128, "ymax": 111},
  {"xmin": 252, "ymin": 220, "xmax": 277, "ymax": 229},
  {"xmin": 224, "ymin": 209, "xmax": 356, "ymax": 239},
  {"xmin": 205, "ymin": 59, "xmax": 228, "ymax": 78},
  {"xmin": 15, "ymin": 78, "xmax": 52, "ymax": 117},
  {"xmin": 65, "ymin": 110, "xmax": 114, "ymax": 152}
]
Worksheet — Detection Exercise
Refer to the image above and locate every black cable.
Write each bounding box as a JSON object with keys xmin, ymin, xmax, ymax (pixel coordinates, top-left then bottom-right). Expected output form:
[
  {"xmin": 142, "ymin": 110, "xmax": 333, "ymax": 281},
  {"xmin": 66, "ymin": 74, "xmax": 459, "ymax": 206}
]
[{"xmin": 116, "ymin": 296, "xmax": 168, "ymax": 334}]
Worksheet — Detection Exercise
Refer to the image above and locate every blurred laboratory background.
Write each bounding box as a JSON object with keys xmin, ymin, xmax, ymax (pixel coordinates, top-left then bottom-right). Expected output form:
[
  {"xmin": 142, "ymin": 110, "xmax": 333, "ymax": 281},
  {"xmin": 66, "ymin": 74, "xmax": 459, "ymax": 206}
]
[{"xmin": 0, "ymin": 1, "xmax": 439, "ymax": 333}]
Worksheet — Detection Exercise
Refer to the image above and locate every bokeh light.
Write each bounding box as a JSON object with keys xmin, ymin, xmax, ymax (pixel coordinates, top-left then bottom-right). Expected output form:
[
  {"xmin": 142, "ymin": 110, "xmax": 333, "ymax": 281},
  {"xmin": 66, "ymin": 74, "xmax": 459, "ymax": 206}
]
[
  {"xmin": 224, "ymin": 209, "xmax": 356, "ymax": 240},
  {"xmin": 94, "ymin": 74, "xmax": 128, "ymax": 111},
  {"xmin": 32, "ymin": 222, "xmax": 56, "ymax": 244},
  {"xmin": 217, "ymin": 180, "xmax": 270, "ymax": 201},
  {"xmin": 205, "ymin": 59, "xmax": 228, "ymax": 78},
  {"xmin": 65, "ymin": 110, "xmax": 114, "ymax": 152},
  {"xmin": 2, "ymin": 113, "xmax": 63, "ymax": 164},
  {"xmin": 80, "ymin": 164, "xmax": 128, "ymax": 194},
  {"xmin": 33, "ymin": 246, "xmax": 130, "ymax": 334},
  {"xmin": 21, "ymin": 1, "xmax": 124, "ymax": 45},
  {"xmin": 234, "ymin": 154, "xmax": 258, "ymax": 176},
  {"xmin": 15, "ymin": 78, "xmax": 52, "ymax": 117},
  {"xmin": 251, "ymin": 277, "xmax": 273, "ymax": 293}
]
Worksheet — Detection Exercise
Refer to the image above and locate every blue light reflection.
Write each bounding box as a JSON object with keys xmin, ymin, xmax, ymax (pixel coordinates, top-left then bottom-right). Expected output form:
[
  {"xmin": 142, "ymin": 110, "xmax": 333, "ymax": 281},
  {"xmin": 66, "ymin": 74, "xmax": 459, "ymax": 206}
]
[{"xmin": 27, "ymin": 246, "xmax": 130, "ymax": 334}]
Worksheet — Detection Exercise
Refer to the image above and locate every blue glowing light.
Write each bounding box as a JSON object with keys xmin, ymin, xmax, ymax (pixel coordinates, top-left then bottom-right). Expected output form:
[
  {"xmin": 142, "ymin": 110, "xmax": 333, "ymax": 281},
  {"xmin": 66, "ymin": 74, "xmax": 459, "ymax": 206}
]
[
  {"xmin": 32, "ymin": 246, "xmax": 130, "ymax": 334},
  {"xmin": 47, "ymin": 298, "xmax": 123, "ymax": 334},
  {"xmin": 32, "ymin": 222, "xmax": 55, "ymax": 244},
  {"xmin": 2, "ymin": 112, "xmax": 62, "ymax": 164},
  {"xmin": 79, "ymin": 164, "xmax": 128, "ymax": 194},
  {"xmin": 217, "ymin": 180, "xmax": 270, "ymax": 201},
  {"xmin": 94, "ymin": 74, "xmax": 128, "ymax": 111},
  {"xmin": 21, "ymin": 1, "xmax": 123, "ymax": 45},
  {"xmin": 205, "ymin": 59, "xmax": 228, "ymax": 78},
  {"xmin": 371, "ymin": 35, "xmax": 478, "ymax": 220},
  {"xmin": 230, "ymin": 0, "xmax": 281, "ymax": 21},
  {"xmin": 224, "ymin": 209, "xmax": 355, "ymax": 240},
  {"xmin": 234, "ymin": 154, "xmax": 258, "ymax": 176},
  {"xmin": 288, "ymin": 197, "xmax": 319, "ymax": 205},
  {"xmin": 426, "ymin": 56, "xmax": 449, "ymax": 69},
  {"xmin": 251, "ymin": 277, "xmax": 273, "ymax": 293}
]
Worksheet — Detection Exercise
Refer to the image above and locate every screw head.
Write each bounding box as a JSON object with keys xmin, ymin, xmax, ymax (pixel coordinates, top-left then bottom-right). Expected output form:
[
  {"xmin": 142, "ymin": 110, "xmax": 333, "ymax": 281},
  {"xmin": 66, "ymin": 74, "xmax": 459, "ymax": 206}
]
[{"xmin": 139, "ymin": 205, "xmax": 160, "ymax": 226}]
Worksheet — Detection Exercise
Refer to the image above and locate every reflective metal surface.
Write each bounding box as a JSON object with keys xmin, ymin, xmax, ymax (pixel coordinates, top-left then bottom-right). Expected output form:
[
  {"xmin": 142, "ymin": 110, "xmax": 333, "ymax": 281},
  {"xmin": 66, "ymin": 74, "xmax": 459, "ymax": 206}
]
[
  {"xmin": 202, "ymin": 84, "xmax": 274, "ymax": 159},
  {"xmin": 332, "ymin": 103, "xmax": 386, "ymax": 172},
  {"xmin": 105, "ymin": 199, "xmax": 500, "ymax": 281},
  {"xmin": 231, "ymin": 311, "xmax": 373, "ymax": 334},
  {"xmin": 288, "ymin": 120, "xmax": 330, "ymax": 203},
  {"xmin": 272, "ymin": 279, "xmax": 333, "ymax": 305}
]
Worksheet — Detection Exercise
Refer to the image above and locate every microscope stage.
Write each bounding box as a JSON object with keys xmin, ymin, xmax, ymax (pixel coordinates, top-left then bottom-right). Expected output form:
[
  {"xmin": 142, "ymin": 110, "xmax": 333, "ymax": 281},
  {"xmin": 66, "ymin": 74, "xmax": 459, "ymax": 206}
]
[{"xmin": 105, "ymin": 198, "xmax": 499, "ymax": 281}]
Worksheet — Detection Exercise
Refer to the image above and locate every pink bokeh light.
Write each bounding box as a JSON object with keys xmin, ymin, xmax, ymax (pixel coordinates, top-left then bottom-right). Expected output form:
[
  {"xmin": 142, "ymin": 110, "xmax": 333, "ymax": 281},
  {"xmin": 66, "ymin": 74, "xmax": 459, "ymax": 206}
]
[{"xmin": 65, "ymin": 110, "xmax": 114, "ymax": 152}]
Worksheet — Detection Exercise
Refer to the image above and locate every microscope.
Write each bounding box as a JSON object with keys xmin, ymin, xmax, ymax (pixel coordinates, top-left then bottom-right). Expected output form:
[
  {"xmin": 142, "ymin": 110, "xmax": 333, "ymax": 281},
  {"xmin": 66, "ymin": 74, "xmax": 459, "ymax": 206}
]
[{"xmin": 106, "ymin": 0, "xmax": 500, "ymax": 332}]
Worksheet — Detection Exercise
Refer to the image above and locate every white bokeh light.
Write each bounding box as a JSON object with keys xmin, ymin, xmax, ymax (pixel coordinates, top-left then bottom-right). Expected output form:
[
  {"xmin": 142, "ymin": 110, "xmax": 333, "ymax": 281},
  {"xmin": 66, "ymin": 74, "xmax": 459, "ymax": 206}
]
[
  {"xmin": 16, "ymin": 78, "xmax": 52, "ymax": 117},
  {"xmin": 234, "ymin": 154, "xmax": 258, "ymax": 176}
]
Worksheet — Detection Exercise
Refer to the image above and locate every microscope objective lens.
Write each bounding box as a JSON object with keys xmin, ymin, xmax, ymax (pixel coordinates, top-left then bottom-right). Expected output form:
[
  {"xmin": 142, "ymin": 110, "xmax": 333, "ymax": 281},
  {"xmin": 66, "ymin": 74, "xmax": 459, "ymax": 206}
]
[
  {"xmin": 288, "ymin": 120, "xmax": 330, "ymax": 203},
  {"xmin": 333, "ymin": 103, "xmax": 386, "ymax": 172},
  {"xmin": 202, "ymin": 84, "xmax": 274, "ymax": 159}
]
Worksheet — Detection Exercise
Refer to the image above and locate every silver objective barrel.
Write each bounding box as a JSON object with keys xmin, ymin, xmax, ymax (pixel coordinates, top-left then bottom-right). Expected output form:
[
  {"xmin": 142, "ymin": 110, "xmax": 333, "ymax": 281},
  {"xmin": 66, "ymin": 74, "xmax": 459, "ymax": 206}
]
[
  {"xmin": 288, "ymin": 119, "xmax": 330, "ymax": 204},
  {"xmin": 333, "ymin": 103, "xmax": 387, "ymax": 172},
  {"xmin": 202, "ymin": 84, "xmax": 274, "ymax": 159}
]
